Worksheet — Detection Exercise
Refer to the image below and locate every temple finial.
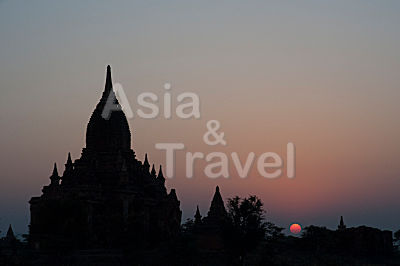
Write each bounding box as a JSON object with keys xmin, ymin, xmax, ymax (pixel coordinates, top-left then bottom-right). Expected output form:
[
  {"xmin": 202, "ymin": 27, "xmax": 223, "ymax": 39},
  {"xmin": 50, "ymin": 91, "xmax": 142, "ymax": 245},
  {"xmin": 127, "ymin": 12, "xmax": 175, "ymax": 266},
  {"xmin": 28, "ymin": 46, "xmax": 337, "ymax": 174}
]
[
  {"xmin": 207, "ymin": 185, "xmax": 226, "ymax": 219},
  {"xmin": 143, "ymin": 154, "xmax": 150, "ymax": 168},
  {"xmin": 52, "ymin": 163, "xmax": 58, "ymax": 176},
  {"xmin": 105, "ymin": 65, "xmax": 112, "ymax": 92},
  {"xmin": 6, "ymin": 224, "xmax": 16, "ymax": 240},
  {"xmin": 49, "ymin": 163, "xmax": 60, "ymax": 186},
  {"xmin": 151, "ymin": 164, "xmax": 156, "ymax": 176},
  {"xmin": 195, "ymin": 205, "xmax": 202, "ymax": 224},
  {"xmin": 67, "ymin": 152, "xmax": 72, "ymax": 165},
  {"xmin": 338, "ymin": 215, "xmax": 346, "ymax": 231},
  {"xmin": 64, "ymin": 152, "xmax": 73, "ymax": 174},
  {"xmin": 157, "ymin": 165, "xmax": 165, "ymax": 186}
]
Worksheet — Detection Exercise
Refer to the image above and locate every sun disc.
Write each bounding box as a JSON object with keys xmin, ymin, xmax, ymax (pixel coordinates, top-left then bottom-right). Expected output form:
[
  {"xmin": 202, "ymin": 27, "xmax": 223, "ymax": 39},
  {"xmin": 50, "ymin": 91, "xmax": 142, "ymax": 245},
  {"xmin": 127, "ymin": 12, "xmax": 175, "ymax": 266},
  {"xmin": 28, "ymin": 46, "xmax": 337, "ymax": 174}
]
[{"xmin": 290, "ymin": 223, "xmax": 302, "ymax": 234}]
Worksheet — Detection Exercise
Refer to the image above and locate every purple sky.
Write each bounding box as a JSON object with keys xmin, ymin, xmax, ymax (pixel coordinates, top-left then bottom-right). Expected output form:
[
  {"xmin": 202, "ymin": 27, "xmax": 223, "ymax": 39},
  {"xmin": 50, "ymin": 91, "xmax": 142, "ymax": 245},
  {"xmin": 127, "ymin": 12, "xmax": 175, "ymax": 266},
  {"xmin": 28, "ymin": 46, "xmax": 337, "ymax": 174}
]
[{"xmin": 1, "ymin": 0, "xmax": 400, "ymax": 237}]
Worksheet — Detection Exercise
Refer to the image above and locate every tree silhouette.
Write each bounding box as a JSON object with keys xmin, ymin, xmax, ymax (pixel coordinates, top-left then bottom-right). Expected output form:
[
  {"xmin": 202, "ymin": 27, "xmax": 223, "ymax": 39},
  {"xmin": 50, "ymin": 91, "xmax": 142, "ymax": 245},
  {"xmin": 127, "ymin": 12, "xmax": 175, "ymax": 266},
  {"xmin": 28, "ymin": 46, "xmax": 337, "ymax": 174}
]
[
  {"xmin": 224, "ymin": 195, "xmax": 267, "ymax": 261},
  {"xmin": 265, "ymin": 221, "xmax": 284, "ymax": 241}
]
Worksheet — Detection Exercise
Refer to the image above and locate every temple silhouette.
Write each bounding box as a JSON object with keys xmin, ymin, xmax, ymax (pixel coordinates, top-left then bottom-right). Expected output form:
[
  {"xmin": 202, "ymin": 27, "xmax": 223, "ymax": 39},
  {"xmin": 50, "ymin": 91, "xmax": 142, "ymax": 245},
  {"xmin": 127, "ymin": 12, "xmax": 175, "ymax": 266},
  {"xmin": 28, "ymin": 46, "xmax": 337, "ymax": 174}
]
[
  {"xmin": 1, "ymin": 66, "xmax": 398, "ymax": 265},
  {"xmin": 29, "ymin": 66, "xmax": 182, "ymax": 250},
  {"xmin": 190, "ymin": 186, "xmax": 230, "ymax": 251}
]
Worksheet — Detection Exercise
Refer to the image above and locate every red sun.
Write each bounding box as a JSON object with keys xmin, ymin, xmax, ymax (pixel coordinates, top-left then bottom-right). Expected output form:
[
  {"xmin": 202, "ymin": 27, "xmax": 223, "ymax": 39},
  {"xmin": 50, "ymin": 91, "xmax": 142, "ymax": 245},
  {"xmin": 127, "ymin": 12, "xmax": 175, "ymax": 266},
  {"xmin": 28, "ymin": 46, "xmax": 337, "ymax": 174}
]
[{"xmin": 290, "ymin": 223, "xmax": 302, "ymax": 234}]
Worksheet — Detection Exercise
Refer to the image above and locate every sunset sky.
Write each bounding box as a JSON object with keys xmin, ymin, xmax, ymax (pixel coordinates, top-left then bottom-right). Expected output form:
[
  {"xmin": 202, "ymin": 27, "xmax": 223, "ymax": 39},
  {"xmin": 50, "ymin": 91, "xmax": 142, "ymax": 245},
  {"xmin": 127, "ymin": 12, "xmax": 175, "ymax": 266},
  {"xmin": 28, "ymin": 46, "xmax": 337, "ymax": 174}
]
[{"xmin": 1, "ymin": 0, "xmax": 400, "ymax": 237}]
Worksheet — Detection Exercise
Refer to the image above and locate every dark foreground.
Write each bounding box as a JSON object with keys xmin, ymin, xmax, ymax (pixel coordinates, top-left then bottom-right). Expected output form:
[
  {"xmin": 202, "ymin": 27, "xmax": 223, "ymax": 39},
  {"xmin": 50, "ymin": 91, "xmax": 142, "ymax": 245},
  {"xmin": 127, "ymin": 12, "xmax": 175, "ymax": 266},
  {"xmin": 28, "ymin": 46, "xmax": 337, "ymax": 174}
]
[{"xmin": 1, "ymin": 224, "xmax": 400, "ymax": 266}]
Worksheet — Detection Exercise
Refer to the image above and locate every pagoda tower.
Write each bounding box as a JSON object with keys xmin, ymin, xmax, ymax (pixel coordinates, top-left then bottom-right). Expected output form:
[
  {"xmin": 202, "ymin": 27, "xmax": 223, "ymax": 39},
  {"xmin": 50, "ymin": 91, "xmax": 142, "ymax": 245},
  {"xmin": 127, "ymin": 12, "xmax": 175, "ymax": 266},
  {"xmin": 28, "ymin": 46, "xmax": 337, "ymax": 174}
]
[
  {"xmin": 338, "ymin": 216, "xmax": 346, "ymax": 231},
  {"xmin": 29, "ymin": 66, "xmax": 182, "ymax": 250}
]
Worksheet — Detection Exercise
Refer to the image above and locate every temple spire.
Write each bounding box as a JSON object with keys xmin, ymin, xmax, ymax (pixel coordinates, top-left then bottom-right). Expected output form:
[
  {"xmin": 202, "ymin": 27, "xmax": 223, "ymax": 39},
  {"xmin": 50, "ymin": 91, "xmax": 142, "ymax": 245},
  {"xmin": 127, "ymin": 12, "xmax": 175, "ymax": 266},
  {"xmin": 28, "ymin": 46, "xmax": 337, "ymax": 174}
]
[
  {"xmin": 195, "ymin": 205, "xmax": 202, "ymax": 225},
  {"xmin": 62, "ymin": 153, "xmax": 74, "ymax": 185},
  {"xmin": 143, "ymin": 154, "xmax": 150, "ymax": 169},
  {"xmin": 207, "ymin": 186, "xmax": 227, "ymax": 219},
  {"xmin": 86, "ymin": 65, "xmax": 131, "ymax": 151},
  {"xmin": 52, "ymin": 163, "xmax": 58, "ymax": 176},
  {"xmin": 67, "ymin": 152, "xmax": 72, "ymax": 165},
  {"xmin": 65, "ymin": 153, "xmax": 73, "ymax": 172},
  {"xmin": 6, "ymin": 224, "xmax": 16, "ymax": 240},
  {"xmin": 151, "ymin": 164, "xmax": 156, "ymax": 177},
  {"xmin": 157, "ymin": 165, "xmax": 165, "ymax": 180},
  {"xmin": 50, "ymin": 163, "xmax": 60, "ymax": 186},
  {"xmin": 338, "ymin": 215, "xmax": 346, "ymax": 231},
  {"xmin": 105, "ymin": 65, "xmax": 112, "ymax": 93}
]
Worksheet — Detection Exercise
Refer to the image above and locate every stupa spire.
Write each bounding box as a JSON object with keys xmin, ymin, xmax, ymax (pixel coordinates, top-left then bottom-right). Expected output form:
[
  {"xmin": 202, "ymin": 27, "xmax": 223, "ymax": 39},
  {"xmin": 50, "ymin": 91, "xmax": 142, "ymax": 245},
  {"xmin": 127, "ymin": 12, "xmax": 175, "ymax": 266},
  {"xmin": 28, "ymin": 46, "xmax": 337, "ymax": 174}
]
[
  {"xmin": 62, "ymin": 153, "xmax": 74, "ymax": 184},
  {"xmin": 63, "ymin": 152, "xmax": 74, "ymax": 177},
  {"xmin": 6, "ymin": 224, "xmax": 16, "ymax": 240},
  {"xmin": 143, "ymin": 154, "xmax": 150, "ymax": 169},
  {"xmin": 105, "ymin": 65, "xmax": 112, "ymax": 93},
  {"xmin": 64, "ymin": 152, "xmax": 73, "ymax": 172},
  {"xmin": 52, "ymin": 163, "xmax": 58, "ymax": 176},
  {"xmin": 67, "ymin": 152, "xmax": 72, "ymax": 165},
  {"xmin": 86, "ymin": 65, "xmax": 131, "ymax": 152},
  {"xmin": 338, "ymin": 215, "xmax": 346, "ymax": 231},
  {"xmin": 50, "ymin": 163, "xmax": 60, "ymax": 186},
  {"xmin": 207, "ymin": 186, "xmax": 226, "ymax": 218},
  {"xmin": 157, "ymin": 165, "xmax": 165, "ymax": 180},
  {"xmin": 151, "ymin": 164, "xmax": 156, "ymax": 177},
  {"xmin": 195, "ymin": 205, "xmax": 202, "ymax": 224}
]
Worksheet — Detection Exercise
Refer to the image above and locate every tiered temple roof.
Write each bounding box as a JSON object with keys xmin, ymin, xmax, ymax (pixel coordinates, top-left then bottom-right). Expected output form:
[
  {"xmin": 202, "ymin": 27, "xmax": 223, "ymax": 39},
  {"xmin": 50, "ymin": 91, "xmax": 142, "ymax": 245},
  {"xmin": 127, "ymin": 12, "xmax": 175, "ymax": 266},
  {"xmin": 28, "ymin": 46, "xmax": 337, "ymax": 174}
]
[{"xmin": 29, "ymin": 66, "xmax": 182, "ymax": 250}]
